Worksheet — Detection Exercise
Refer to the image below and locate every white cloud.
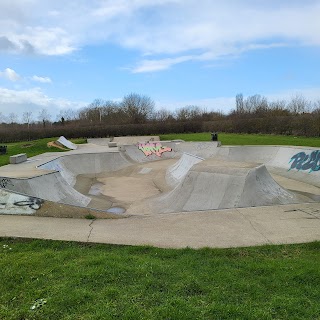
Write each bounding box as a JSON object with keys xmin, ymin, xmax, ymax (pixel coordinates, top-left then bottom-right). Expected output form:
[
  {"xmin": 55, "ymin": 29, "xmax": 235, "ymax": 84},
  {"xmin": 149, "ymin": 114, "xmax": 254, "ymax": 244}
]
[
  {"xmin": 0, "ymin": 68, "xmax": 21, "ymax": 81},
  {"xmin": 0, "ymin": 0, "xmax": 319, "ymax": 66},
  {"xmin": 31, "ymin": 75, "xmax": 52, "ymax": 83},
  {"xmin": 0, "ymin": 87, "xmax": 87, "ymax": 120},
  {"xmin": 156, "ymin": 87, "xmax": 320, "ymax": 114},
  {"xmin": 266, "ymin": 87, "xmax": 320, "ymax": 104},
  {"xmin": 132, "ymin": 55, "xmax": 194, "ymax": 73},
  {"xmin": 0, "ymin": 67, "xmax": 52, "ymax": 84}
]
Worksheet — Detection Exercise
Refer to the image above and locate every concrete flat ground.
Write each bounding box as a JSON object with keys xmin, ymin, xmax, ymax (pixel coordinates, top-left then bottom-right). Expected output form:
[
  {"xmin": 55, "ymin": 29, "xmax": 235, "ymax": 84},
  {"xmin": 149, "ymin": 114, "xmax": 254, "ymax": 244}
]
[
  {"xmin": 0, "ymin": 202, "xmax": 319, "ymax": 248},
  {"xmin": 1, "ymin": 138, "xmax": 320, "ymax": 248}
]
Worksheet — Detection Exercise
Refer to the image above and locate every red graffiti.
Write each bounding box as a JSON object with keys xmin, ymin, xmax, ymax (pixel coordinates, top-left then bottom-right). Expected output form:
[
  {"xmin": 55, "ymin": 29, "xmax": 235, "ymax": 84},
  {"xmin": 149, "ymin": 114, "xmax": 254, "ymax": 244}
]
[{"xmin": 138, "ymin": 142, "xmax": 172, "ymax": 157}]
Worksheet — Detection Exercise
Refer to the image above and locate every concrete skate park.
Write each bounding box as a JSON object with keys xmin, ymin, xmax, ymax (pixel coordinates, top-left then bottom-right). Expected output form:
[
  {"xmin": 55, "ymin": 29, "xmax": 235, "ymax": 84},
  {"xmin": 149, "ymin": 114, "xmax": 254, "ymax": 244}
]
[{"xmin": 0, "ymin": 136, "xmax": 320, "ymax": 248}]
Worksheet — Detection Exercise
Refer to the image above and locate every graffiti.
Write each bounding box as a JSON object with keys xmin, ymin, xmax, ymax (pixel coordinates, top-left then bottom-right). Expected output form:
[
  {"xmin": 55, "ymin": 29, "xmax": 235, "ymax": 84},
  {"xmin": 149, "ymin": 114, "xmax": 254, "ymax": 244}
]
[
  {"xmin": 289, "ymin": 150, "xmax": 320, "ymax": 173},
  {"xmin": 0, "ymin": 189, "xmax": 44, "ymax": 215},
  {"xmin": 14, "ymin": 197, "xmax": 44, "ymax": 210},
  {"xmin": 138, "ymin": 142, "xmax": 172, "ymax": 157},
  {"xmin": 0, "ymin": 178, "xmax": 14, "ymax": 188}
]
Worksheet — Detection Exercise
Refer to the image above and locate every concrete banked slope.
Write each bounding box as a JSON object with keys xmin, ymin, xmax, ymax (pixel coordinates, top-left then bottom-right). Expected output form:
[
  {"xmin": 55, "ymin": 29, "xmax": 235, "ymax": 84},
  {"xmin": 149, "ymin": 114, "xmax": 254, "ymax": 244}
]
[
  {"xmin": 153, "ymin": 160, "xmax": 299, "ymax": 213},
  {"xmin": 0, "ymin": 138, "xmax": 319, "ymax": 216},
  {"xmin": 2, "ymin": 152, "xmax": 133, "ymax": 208}
]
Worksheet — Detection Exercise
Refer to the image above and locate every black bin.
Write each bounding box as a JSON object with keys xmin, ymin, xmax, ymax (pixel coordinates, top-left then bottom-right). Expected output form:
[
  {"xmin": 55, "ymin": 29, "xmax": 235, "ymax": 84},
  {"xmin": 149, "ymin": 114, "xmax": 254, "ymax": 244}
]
[
  {"xmin": 211, "ymin": 132, "xmax": 218, "ymax": 141},
  {"xmin": 0, "ymin": 146, "xmax": 7, "ymax": 155}
]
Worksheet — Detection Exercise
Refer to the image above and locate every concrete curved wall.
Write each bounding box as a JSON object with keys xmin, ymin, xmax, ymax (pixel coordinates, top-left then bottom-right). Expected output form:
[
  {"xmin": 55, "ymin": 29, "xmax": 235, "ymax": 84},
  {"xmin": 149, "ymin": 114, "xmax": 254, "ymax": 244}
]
[{"xmin": 1, "ymin": 143, "xmax": 319, "ymax": 214}]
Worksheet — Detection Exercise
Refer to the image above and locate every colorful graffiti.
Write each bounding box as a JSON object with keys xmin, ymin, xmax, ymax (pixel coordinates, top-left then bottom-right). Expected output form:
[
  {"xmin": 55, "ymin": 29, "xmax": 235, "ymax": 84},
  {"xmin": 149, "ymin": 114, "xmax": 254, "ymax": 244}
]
[
  {"xmin": 138, "ymin": 142, "xmax": 172, "ymax": 157},
  {"xmin": 289, "ymin": 150, "xmax": 320, "ymax": 173}
]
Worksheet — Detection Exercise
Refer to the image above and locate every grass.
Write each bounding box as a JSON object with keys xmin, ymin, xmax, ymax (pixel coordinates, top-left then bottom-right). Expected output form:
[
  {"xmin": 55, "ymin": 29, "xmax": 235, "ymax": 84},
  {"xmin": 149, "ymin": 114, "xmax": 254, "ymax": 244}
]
[
  {"xmin": 0, "ymin": 138, "xmax": 86, "ymax": 167},
  {"xmin": 159, "ymin": 132, "xmax": 320, "ymax": 147},
  {"xmin": 0, "ymin": 238, "xmax": 319, "ymax": 320}
]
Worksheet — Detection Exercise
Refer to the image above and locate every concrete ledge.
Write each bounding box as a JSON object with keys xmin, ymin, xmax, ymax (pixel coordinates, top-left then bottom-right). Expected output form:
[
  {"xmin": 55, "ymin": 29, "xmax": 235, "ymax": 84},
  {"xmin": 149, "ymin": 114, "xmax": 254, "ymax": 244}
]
[
  {"xmin": 10, "ymin": 153, "xmax": 27, "ymax": 164},
  {"xmin": 108, "ymin": 142, "xmax": 117, "ymax": 148}
]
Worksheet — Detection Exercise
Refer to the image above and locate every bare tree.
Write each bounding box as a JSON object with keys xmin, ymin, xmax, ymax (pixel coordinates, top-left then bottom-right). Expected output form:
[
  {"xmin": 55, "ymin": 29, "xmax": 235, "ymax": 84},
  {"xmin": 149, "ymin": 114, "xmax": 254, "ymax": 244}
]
[
  {"xmin": 122, "ymin": 93, "xmax": 155, "ymax": 123},
  {"xmin": 269, "ymin": 100, "xmax": 289, "ymax": 116},
  {"xmin": 0, "ymin": 112, "xmax": 7, "ymax": 124},
  {"xmin": 22, "ymin": 111, "xmax": 33, "ymax": 128},
  {"xmin": 38, "ymin": 108, "xmax": 51, "ymax": 127},
  {"xmin": 89, "ymin": 99, "xmax": 106, "ymax": 123},
  {"xmin": 154, "ymin": 108, "xmax": 174, "ymax": 122},
  {"xmin": 312, "ymin": 100, "xmax": 320, "ymax": 136},
  {"xmin": 56, "ymin": 109, "xmax": 79, "ymax": 122},
  {"xmin": 288, "ymin": 94, "xmax": 311, "ymax": 114},
  {"xmin": 8, "ymin": 112, "xmax": 18, "ymax": 124},
  {"xmin": 235, "ymin": 93, "xmax": 245, "ymax": 114},
  {"xmin": 175, "ymin": 105, "xmax": 204, "ymax": 121}
]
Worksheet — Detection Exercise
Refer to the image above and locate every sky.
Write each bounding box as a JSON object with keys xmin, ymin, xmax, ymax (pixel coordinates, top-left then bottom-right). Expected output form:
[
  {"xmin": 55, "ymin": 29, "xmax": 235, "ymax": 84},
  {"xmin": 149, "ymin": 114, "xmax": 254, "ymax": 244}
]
[{"xmin": 0, "ymin": 0, "xmax": 320, "ymax": 122}]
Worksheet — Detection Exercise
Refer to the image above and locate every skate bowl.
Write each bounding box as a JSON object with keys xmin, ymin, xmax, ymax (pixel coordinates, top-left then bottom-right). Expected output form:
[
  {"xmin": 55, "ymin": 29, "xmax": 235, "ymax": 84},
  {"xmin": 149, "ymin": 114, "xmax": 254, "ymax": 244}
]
[{"xmin": 0, "ymin": 138, "xmax": 320, "ymax": 218}]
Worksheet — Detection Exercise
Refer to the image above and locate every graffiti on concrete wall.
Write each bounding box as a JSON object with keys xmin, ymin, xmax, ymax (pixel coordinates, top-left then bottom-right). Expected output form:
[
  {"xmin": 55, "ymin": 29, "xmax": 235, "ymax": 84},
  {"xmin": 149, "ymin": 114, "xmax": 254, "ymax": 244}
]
[
  {"xmin": 14, "ymin": 197, "xmax": 44, "ymax": 210},
  {"xmin": 289, "ymin": 150, "xmax": 320, "ymax": 173},
  {"xmin": 0, "ymin": 189, "xmax": 43, "ymax": 214},
  {"xmin": 0, "ymin": 178, "xmax": 14, "ymax": 188},
  {"xmin": 138, "ymin": 142, "xmax": 172, "ymax": 157}
]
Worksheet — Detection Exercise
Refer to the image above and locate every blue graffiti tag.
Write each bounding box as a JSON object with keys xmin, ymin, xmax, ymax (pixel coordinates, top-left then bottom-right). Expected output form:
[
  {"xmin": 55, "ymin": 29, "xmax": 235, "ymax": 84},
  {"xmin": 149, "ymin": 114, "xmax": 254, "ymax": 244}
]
[{"xmin": 289, "ymin": 150, "xmax": 320, "ymax": 173}]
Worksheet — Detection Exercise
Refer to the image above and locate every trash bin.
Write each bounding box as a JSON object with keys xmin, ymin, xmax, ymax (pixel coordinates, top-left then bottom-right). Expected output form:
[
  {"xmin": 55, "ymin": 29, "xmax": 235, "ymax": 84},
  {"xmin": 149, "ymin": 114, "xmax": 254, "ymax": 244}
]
[
  {"xmin": 211, "ymin": 132, "xmax": 218, "ymax": 141},
  {"xmin": 0, "ymin": 146, "xmax": 7, "ymax": 155}
]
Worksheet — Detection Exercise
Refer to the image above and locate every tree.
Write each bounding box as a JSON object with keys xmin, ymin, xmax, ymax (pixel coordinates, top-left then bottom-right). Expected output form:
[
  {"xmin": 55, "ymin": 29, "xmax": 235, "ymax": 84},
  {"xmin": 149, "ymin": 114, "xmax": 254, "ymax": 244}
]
[
  {"xmin": 56, "ymin": 109, "xmax": 79, "ymax": 122},
  {"xmin": 175, "ymin": 105, "xmax": 204, "ymax": 121},
  {"xmin": 38, "ymin": 108, "xmax": 51, "ymax": 127},
  {"xmin": 312, "ymin": 100, "xmax": 320, "ymax": 136},
  {"xmin": 288, "ymin": 94, "xmax": 311, "ymax": 115},
  {"xmin": 8, "ymin": 112, "xmax": 18, "ymax": 124},
  {"xmin": 88, "ymin": 99, "xmax": 106, "ymax": 123},
  {"xmin": 122, "ymin": 93, "xmax": 155, "ymax": 124},
  {"xmin": 0, "ymin": 112, "xmax": 7, "ymax": 124},
  {"xmin": 22, "ymin": 111, "xmax": 33, "ymax": 128},
  {"xmin": 154, "ymin": 108, "xmax": 174, "ymax": 122},
  {"xmin": 235, "ymin": 93, "xmax": 245, "ymax": 114}
]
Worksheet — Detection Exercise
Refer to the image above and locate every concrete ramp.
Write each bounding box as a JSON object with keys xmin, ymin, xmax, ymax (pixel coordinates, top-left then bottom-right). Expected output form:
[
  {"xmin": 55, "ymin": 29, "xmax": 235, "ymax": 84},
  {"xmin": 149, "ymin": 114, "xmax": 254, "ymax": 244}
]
[
  {"xmin": 0, "ymin": 152, "xmax": 133, "ymax": 209},
  {"xmin": 121, "ymin": 141, "xmax": 221, "ymax": 163},
  {"xmin": 57, "ymin": 136, "xmax": 77, "ymax": 150},
  {"xmin": 171, "ymin": 141, "xmax": 221, "ymax": 158},
  {"xmin": 0, "ymin": 188, "xmax": 43, "ymax": 215},
  {"xmin": 216, "ymin": 146, "xmax": 320, "ymax": 188},
  {"xmin": 0, "ymin": 140, "xmax": 319, "ymax": 218},
  {"xmin": 38, "ymin": 152, "xmax": 132, "ymax": 186},
  {"xmin": 166, "ymin": 153, "xmax": 204, "ymax": 187},
  {"xmin": 153, "ymin": 160, "xmax": 302, "ymax": 213},
  {"xmin": 0, "ymin": 173, "xmax": 91, "ymax": 207}
]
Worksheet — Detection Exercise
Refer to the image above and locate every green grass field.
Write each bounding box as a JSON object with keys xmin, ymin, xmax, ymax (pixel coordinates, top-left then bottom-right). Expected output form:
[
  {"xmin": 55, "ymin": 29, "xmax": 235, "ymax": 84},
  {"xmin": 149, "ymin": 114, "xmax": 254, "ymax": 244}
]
[
  {"xmin": 1, "ymin": 238, "xmax": 319, "ymax": 320},
  {"xmin": 159, "ymin": 133, "xmax": 320, "ymax": 147},
  {"xmin": 0, "ymin": 138, "xmax": 86, "ymax": 167}
]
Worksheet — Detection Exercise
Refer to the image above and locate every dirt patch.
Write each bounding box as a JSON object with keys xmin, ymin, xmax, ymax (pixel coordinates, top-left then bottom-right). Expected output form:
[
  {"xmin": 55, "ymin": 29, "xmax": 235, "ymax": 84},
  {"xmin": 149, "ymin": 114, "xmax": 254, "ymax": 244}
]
[
  {"xmin": 47, "ymin": 141, "xmax": 68, "ymax": 150},
  {"xmin": 35, "ymin": 200, "xmax": 126, "ymax": 219}
]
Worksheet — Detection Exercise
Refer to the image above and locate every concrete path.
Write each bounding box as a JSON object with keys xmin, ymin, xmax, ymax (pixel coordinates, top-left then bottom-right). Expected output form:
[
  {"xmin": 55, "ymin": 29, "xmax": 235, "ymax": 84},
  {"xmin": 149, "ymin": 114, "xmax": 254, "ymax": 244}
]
[{"xmin": 1, "ymin": 202, "xmax": 319, "ymax": 248}]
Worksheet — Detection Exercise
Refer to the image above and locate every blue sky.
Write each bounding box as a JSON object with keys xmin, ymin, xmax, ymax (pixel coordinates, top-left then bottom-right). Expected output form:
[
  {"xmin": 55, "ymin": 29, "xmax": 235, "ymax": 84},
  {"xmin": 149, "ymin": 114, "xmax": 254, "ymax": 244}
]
[{"xmin": 0, "ymin": 0, "xmax": 319, "ymax": 121}]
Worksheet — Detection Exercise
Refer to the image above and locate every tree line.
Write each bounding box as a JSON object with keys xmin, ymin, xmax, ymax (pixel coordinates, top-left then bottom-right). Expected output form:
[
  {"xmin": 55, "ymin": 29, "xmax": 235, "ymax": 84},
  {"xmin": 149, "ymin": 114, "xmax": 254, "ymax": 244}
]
[{"xmin": 1, "ymin": 92, "xmax": 320, "ymax": 142}]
